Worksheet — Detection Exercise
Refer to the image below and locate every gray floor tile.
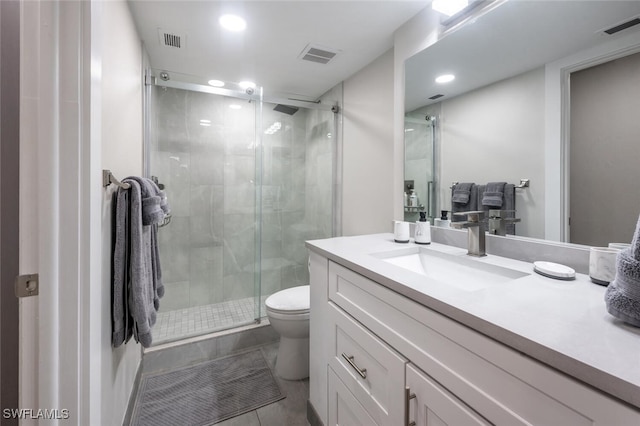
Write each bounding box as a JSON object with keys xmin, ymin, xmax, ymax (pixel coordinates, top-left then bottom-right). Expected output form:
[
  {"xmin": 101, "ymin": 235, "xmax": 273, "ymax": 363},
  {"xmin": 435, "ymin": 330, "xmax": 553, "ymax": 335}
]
[
  {"xmin": 256, "ymin": 377, "xmax": 310, "ymax": 426},
  {"xmin": 135, "ymin": 339, "xmax": 311, "ymax": 426},
  {"xmin": 215, "ymin": 410, "xmax": 261, "ymax": 426}
]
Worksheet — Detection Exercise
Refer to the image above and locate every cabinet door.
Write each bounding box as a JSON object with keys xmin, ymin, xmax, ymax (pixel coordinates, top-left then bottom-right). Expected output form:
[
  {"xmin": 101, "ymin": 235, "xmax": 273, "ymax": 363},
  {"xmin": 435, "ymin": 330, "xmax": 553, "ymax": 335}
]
[
  {"xmin": 328, "ymin": 303, "xmax": 407, "ymax": 425},
  {"xmin": 328, "ymin": 367, "xmax": 379, "ymax": 426},
  {"xmin": 406, "ymin": 364, "xmax": 490, "ymax": 426}
]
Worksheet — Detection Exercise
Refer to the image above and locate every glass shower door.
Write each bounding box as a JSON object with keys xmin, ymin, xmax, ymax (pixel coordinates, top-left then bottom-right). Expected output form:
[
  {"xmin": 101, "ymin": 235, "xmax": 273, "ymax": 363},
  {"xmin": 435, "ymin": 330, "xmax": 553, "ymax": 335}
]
[
  {"xmin": 404, "ymin": 115, "xmax": 437, "ymax": 222},
  {"xmin": 256, "ymin": 101, "xmax": 338, "ymax": 318},
  {"xmin": 148, "ymin": 76, "xmax": 263, "ymax": 345}
]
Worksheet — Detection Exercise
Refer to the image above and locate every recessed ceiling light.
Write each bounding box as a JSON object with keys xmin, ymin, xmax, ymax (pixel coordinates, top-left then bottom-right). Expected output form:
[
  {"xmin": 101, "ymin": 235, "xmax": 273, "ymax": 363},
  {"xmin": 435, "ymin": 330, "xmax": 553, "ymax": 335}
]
[
  {"xmin": 432, "ymin": 0, "xmax": 468, "ymax": 17},
  {"xmin": 238, "ymin": 81, "xmax": 256, "ymax": 90},
  {"xmin": 219, "ymin": 14, "xmax": 246, "ymax": 32},
  {"xmin": 435, "ymin": 74, "xmax": 455, "ymax": 84},
  {"xmin": 229, "ymin": 104, "xmax": 242, "ymax": 110},
  {"xmin": 208, "ymin": 79, "xmax": 225, "ymax": 87}
]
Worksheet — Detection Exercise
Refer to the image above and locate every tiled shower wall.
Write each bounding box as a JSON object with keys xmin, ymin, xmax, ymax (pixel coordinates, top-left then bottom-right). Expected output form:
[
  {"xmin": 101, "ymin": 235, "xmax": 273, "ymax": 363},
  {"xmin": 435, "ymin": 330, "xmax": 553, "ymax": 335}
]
[{"xmin": 152, "ymin": 86, "xmax": 334, "ymax": 314}]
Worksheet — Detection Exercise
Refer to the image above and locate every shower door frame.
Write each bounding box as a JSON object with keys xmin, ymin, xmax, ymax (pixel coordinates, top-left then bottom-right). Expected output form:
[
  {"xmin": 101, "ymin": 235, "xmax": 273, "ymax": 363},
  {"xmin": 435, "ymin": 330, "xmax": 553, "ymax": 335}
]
[
  {"xmin": 403, "ymin": 115, "xmax": 438, "ymax": 221},
  {"xmin": 144, "ymin": 73, "xmax": 340, "ymax": 341}
]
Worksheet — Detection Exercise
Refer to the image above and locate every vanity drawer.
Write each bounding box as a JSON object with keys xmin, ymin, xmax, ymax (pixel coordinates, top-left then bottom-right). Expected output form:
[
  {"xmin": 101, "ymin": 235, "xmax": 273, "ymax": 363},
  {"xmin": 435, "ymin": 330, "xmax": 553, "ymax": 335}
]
[
  {"xmin": 328, "ymin": 260, "xmax": 639, "ymax": 426},
  {"xmin": 328, "ymin": 302, "xmax": 406, "ymax": 426}
]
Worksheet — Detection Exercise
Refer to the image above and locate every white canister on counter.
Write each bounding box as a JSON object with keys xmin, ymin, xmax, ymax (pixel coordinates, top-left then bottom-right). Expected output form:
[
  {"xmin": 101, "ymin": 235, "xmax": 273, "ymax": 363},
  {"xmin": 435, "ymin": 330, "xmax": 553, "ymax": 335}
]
[{"xmin": 415, "ymin": 212, "xmax": 431, "ymax": 245}]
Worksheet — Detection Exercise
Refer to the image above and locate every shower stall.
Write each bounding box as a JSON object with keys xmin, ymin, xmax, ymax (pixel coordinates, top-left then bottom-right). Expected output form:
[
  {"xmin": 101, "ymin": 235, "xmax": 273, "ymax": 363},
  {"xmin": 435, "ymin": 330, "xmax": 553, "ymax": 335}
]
[
  {"xmin": 404, "ymin": 113, "xmax": 437, "ymax": 223},
  {"xmin": 146, "ymin": 72, "xmax": 340, "ymax": 345}
]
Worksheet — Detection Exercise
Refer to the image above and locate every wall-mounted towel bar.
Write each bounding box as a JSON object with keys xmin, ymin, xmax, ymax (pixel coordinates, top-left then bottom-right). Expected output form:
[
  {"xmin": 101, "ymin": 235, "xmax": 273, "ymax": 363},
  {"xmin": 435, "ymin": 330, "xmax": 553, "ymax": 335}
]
[
  {"xmin": 103, "ymin": 169, "xmax": 130, "ymax": 189},
  {"xmin": 451, "ymin": 179, "xmax": 530, "ymax": 189}
]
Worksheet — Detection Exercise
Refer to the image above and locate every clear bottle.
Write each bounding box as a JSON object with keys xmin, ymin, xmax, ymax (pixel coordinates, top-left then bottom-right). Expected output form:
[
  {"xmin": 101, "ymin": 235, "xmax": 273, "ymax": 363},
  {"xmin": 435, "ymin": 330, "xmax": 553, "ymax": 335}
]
[{"xmin": 408, "ymin": 190, "xmax": 418, "ymax": 208}]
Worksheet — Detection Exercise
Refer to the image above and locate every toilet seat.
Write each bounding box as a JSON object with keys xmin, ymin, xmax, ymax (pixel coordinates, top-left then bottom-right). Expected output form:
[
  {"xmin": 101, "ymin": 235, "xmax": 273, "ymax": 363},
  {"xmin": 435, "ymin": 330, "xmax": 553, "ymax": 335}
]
[{"xmin": 265, "ymin": 285, "xmax": 310, "ymax": 315}]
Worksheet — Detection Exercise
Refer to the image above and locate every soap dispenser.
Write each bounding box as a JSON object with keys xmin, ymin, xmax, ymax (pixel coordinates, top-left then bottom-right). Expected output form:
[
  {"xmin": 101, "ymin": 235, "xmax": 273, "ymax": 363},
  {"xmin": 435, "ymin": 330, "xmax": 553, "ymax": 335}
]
[
  {"xmin": 415, "ymin": 212, "xmax": 431, "ymax": 245},
  {"xmin": 434, "ymin": 210, "xmax": 451, "ymax": 228}
]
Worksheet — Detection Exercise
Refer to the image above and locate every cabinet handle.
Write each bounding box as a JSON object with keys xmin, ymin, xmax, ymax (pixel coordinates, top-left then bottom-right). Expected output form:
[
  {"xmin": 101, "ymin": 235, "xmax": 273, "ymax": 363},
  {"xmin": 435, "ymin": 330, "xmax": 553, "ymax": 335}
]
[
  {"xmin": 405, "ymin": 387, "xmax": 416, "ymax": 426},
  {"xmin": 341, "ymin": 353, "xmax": 367, "ymax": 379}
]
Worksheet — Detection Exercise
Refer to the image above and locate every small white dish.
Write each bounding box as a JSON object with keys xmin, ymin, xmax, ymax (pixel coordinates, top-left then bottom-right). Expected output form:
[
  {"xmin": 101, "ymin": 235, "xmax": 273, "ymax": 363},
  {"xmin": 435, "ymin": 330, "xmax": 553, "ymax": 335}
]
[{"xmin": 533, "ymin": 261, "xmax": 576, "ymax": 280}]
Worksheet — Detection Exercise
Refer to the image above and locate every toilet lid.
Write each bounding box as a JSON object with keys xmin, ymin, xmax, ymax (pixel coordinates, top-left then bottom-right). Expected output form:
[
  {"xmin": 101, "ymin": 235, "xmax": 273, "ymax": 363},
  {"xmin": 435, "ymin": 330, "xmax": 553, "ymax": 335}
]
[{"xmin": 265, "ymin": 285, "xmax": 310, "ymax": 314}]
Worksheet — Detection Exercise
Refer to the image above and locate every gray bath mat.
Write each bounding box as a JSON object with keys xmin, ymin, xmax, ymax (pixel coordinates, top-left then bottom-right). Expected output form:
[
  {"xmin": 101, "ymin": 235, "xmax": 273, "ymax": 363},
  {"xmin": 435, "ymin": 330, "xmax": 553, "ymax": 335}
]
[{"xmin": 131, "ymin": 349, "xmax": 284, "ymax": 425}]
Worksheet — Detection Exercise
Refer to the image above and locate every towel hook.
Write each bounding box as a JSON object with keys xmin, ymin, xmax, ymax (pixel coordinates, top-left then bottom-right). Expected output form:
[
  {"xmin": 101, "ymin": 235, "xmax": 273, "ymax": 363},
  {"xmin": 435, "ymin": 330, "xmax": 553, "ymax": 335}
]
[{"xmin": 103, "ymin": 169, "xmax": 130, "ymax": 189}]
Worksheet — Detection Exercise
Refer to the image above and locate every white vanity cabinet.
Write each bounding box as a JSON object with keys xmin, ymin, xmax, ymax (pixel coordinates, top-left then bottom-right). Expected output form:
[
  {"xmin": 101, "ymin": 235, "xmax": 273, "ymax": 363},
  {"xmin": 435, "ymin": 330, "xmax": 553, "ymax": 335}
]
[
  {"xmin": 308, "ymin": 250, "xmax": 640, "ymax": 426},
  {"xmin": 406, "ymin": 363, "xmax": 490, "ymax": 426}
]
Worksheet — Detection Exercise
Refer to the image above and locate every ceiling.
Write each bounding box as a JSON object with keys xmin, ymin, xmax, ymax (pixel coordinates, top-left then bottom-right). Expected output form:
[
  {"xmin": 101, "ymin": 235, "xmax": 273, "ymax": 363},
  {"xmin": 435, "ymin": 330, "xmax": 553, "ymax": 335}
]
[
  {"xmin": 128, "ymin": 0, "xmax": 428, "ymax": 100},
  {"xmin": 405, "ymin": 0, "xmax": 640, "ymax": 111}
]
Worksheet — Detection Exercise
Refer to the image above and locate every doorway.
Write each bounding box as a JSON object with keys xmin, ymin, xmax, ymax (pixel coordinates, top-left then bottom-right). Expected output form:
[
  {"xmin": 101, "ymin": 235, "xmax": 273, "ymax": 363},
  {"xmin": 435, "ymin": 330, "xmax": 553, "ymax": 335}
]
[{"xmin": 569, "ymin": 51, "xmax": 640, "ymax": 246}]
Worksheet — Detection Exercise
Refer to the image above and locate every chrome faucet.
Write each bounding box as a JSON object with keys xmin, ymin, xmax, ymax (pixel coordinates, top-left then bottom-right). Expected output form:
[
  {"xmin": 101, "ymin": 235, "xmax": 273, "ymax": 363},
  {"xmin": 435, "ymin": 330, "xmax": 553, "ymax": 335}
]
[
  {"xmin": 488, "ymin": 209, "xmax": 521, "ymax": 236},
  {"xmin": 451, "ymin": 211, "xmax": 486, "ymax": 257}
]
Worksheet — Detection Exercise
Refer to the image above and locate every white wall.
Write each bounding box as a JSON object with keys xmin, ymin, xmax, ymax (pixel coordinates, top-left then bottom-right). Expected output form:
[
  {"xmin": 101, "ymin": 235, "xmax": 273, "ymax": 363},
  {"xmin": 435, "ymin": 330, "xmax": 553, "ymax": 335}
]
[
  {"xmin": 99, "ymin": 1, "xmax": 143, "ymax": 424},
  {"xmin": 438, "ymin": 68, "xmax": 546, "ymax": 238},
  {"xmin": 342, "ymin": 49, "xmax": 395, "ymax": 235}
]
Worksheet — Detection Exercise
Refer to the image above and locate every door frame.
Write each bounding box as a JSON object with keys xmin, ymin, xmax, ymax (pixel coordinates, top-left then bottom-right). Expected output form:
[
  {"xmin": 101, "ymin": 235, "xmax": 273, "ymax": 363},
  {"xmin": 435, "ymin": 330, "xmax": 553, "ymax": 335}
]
[
  {"xmin": 19, "ymin": 1, "xmax": 100, "ymax": 423},
  {"xmin": 1, "ymin": 0, "xmax": 21, "ymax": 423}
]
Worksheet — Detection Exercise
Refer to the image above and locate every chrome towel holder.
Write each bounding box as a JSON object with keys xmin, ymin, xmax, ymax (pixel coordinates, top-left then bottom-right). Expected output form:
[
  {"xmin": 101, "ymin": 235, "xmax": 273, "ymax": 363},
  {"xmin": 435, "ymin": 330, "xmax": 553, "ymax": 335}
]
[
  {"xmin": 103, "ymin": 169, "xmax": 130, "ymax": 189},
  {"xmin": 450, "ymin": 179, "xmax": 530, "ymax": 189}
]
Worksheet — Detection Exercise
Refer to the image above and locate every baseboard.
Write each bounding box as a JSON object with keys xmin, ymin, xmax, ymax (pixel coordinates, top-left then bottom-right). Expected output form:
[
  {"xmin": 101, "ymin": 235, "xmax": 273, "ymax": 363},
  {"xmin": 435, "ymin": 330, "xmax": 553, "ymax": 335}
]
[
  {"xmin": 122, "ymin": 357, "xmax": 143, "ymax": 426},
  {"xmin": 307, "ymin": 399, "xmax": 324, "ymax": 426}
]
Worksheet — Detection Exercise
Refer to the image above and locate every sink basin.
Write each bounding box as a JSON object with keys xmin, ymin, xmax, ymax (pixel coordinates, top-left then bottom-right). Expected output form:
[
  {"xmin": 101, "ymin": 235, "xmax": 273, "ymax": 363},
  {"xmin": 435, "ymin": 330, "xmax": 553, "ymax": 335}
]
[{"xmin": 373, "ymin": 246, "xmax": 529, "ymax": 292}]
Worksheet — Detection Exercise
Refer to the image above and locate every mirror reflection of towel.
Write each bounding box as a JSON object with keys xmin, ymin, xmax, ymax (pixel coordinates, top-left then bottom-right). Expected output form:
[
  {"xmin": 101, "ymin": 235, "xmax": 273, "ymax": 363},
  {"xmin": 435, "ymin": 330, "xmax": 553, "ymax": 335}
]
[
  {"xmin": 482, "ymin": 182, "xmax": 506, "ymax": 207},
  {"xmin": 451, "ymin": 183, "xmax": 477, "ymax": 221},
  {"xmin": 452, "ymin": 182, "xmax": 474, "ymax": 204}
]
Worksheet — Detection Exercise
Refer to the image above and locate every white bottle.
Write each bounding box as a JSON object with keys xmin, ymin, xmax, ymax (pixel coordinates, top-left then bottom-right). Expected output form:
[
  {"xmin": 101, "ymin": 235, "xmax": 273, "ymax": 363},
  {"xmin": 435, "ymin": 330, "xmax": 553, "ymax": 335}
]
[
  {"xmin": 415, "ymin": 212, "xmax": 431, "ymax": 244},
  {"xmin": 408, "ymin": 190, "xmax": 418, "ymax": 208}
]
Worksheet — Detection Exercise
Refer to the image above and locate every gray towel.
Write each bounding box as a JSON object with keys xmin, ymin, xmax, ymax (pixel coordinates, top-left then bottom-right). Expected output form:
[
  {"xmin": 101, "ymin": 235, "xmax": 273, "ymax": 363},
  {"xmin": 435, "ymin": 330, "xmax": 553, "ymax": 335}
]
[
  {"xmin": 112, "ymin": 189, "xmax": 132, "ymax": 347},
  {"xmin": 125, "ymin": 179, "xmax": 157, "ymax": 347},
  {"xmin": 504, "ymin": 184, "xmax": 516, "ymax": 235},
  {"xmin": 451, "ymin": 183, "xmax": 478, "ymax": 222},
  {"xmin": 482, "ymin": 182, "xmax": 506, "ymax": 207},
  {"xmin": 477, "ymin": 184, "xmax": 516, "ymax": 234},
  {"xmin": 126, "ymin": 176, "xmax": 165, "ymax": 226},
  {"xmin": 452, "ymin": 182, "xmax": 473, "ymax": 204},
  {"xmin": 605, "ymin": 215, "xmax": 640, "ymax": 327},
  {"xmin": 111, "ymin": 177, "xmax": 170, "ymax": 348},
  {"xmin": 126, "ymin": 176, "xmax": 167, "ymax": 303}
]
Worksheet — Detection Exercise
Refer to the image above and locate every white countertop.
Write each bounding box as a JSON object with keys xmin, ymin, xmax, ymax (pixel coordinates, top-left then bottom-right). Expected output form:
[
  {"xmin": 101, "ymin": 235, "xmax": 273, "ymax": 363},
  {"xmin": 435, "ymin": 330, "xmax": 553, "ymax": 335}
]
[{"xmin": 306, "ymin": 233, "xmax": 640, "ymax": 410}]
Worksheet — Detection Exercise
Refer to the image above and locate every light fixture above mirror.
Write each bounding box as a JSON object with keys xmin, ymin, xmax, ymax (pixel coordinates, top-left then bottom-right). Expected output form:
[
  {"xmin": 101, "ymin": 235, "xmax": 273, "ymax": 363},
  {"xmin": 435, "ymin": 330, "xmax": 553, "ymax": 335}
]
[{"xmin": 432, "ymin": 0, "xmax": 468, "ymax": 17}]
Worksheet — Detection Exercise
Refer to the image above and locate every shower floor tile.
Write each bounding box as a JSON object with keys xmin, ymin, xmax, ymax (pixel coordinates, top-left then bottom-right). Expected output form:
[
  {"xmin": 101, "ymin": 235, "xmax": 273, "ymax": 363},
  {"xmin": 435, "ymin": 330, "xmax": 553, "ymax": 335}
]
[{"xmin": 154, "ymin": 296, "xmax": 268, "ymax": 345}]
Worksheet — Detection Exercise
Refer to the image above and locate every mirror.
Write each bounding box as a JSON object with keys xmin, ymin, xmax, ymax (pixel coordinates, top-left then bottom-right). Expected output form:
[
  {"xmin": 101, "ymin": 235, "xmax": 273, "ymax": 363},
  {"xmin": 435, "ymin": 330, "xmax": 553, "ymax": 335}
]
[{"xmin": 404, "ymin": 0, "xmax": 640, "ymax": 241}]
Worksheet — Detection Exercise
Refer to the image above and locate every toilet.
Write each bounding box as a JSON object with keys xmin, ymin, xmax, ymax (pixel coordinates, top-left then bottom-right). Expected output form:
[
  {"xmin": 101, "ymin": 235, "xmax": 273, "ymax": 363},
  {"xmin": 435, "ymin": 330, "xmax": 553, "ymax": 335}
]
[{"xmin": 265, "ymin": 285, "xmax": 310, "ymax": 380}]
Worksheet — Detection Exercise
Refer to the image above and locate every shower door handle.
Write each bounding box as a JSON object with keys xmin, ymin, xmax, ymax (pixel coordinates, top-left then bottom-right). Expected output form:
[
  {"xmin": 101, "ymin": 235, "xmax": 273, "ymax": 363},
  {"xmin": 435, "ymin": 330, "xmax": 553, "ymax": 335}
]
[{"xmin": 427, "ymin": 181, "xmax": 434, "ymax": 219}]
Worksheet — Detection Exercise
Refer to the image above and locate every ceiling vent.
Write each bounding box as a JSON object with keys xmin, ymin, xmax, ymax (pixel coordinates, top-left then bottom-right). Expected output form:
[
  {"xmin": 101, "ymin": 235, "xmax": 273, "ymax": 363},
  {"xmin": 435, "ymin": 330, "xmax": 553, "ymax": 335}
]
[
  {"xmin": 602, "ymin": 16, "xmax": 640, "ymax": 35},
  {"xmin": 429, "ymin": 94, "xmax": 445, "ymax": 100},
  {"xmin": 298, "ymin": 44, "xmax": 340, "ymax": 65},
  {"xmin": 158, "ymin": 28, "xmax": 186, "ymax": 49}
]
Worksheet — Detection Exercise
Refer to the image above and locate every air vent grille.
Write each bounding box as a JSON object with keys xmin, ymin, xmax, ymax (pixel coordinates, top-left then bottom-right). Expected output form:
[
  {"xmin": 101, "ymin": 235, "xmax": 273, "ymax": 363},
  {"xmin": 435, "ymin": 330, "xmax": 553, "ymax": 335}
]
[
  {"xmin": 603, "ymin": 17, "xmax": 640, "ymax": 35},
  {"xmin": 429, "ymin": 94, "xmax": 444, "ymax": 100},
  {"xmin": 158, "ymin": 28, "xmax": 186, "ymax": 49},
  {"xmin": 164, "ymin": 33, "xmax": 181, "ymax": 48},
  {"xmin": 299, "ymin": 44, "xmax": 340, "ymax": 65}
]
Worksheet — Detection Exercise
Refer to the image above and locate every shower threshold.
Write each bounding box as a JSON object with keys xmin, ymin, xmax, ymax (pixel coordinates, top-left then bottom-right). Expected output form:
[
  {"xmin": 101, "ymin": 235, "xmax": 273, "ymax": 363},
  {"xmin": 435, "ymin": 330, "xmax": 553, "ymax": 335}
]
[{"xmin": 153, "ymin": 295, "xmax": 268, "ymax": 346}]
